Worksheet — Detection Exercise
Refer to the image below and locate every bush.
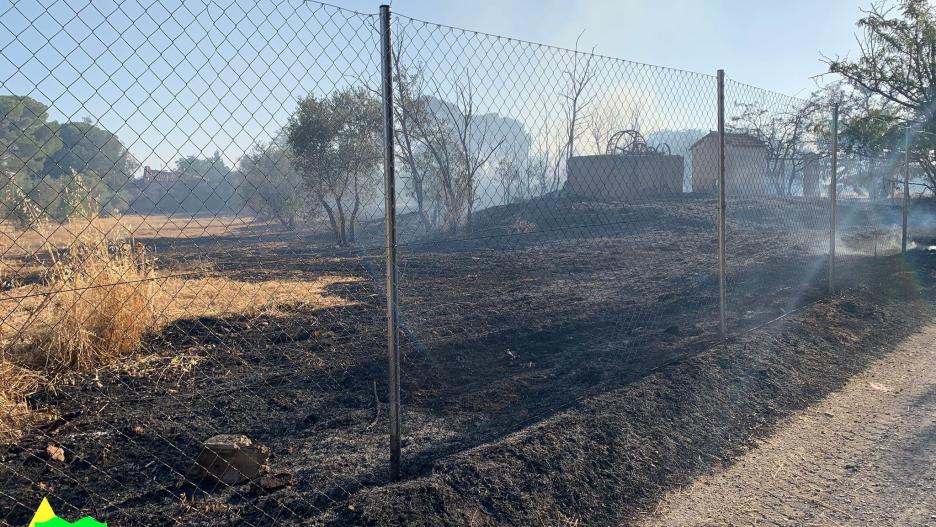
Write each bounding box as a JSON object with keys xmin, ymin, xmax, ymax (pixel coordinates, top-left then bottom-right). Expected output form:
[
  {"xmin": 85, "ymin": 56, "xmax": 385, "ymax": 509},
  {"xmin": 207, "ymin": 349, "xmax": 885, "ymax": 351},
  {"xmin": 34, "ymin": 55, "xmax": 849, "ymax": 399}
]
[{"xmin": 24, "ymin": 232, "xmax": 158, "ymax": 372}]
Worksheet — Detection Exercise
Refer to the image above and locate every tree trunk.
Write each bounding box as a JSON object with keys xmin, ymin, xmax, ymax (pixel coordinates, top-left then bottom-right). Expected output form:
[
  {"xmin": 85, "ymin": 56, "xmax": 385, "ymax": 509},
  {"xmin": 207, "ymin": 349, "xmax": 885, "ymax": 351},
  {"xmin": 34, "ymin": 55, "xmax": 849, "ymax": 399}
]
[
  {"xmin": 349, "ymin": 176, "xmax": 361, "ymax": 244},
  {"xmin": 336, "ymin": 200, "xmax": 347, "ymax": 246},
  {"xmin": 318, "ymin": 193, "xmax": 340, "ymax": 244},
  {"xmin": 413, "ymin": 178, "xmax": 432, "ymax": 233}
]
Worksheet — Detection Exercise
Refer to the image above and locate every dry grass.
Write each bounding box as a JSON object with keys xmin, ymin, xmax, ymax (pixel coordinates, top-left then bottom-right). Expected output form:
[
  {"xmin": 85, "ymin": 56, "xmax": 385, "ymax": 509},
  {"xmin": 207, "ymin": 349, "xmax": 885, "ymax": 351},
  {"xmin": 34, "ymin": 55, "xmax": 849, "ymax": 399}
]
[
  {"xmin": 20, "ymin": 236, "xmax": 158, "ymax": 371},
  {"xmin": 151, "ymin": 274, "xmax": 356, "ymax": 323},
  {"xmin": 0, "ymin": 214, "xmax": 359, "ymax": 440},
  {"xmin": 0, "ymin": 359, "xmax": 42, "ymax": 442},
  {"xmin": 0, "ymin": 214, "xmax": 266, "ymax": 259},
  {"xmin": 1, "ymin": 274, "xmax": 358, "ymax": 363}
]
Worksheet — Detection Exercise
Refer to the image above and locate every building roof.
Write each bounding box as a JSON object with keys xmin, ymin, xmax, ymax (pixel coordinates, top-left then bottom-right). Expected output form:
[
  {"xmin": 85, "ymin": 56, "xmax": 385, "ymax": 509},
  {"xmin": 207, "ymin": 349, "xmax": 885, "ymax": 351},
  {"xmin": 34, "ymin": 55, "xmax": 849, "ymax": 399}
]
[{"xmin": 689, "ymin": 131, "xmax": 767, "ymax": 151}]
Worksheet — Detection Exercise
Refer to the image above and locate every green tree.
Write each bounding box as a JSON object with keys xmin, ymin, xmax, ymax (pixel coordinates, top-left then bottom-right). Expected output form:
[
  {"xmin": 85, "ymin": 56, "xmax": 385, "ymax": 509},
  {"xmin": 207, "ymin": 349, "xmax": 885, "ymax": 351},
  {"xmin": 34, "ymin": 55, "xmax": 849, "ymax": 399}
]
[
  {"xmin": 43, "ymin": 118, "xmax": 138, "ymax": 212},
  {"xmin": 174, "ymin": 151, "xmax": 238, "ymax": 214},
  {"xmin": 0, "ymin": 95, "xmax": 61, "ymax": 226},
  {"xmin": 839, "ymin": 107, "xmax": 903, "ymax": 197},
  {"xmin": 826, "ymin": 0, "xmax": 936, "ymax": 191},
  {"xmin": 0, "ymin": 95, "xmax": 59, "ymax": 180},
  {"xmin": 284, "ymin": 87, "xmax": 381, "ymax": 245},
  {"xmin": 238, "ymin": 141, "xmax": 303, "ymax": 228}
]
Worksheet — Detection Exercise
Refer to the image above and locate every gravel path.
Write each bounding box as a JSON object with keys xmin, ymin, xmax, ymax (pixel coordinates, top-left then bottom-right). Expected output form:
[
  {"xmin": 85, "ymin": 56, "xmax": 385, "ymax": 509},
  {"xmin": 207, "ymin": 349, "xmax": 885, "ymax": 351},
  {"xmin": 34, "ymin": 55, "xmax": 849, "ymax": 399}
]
[{"xmin": 637, "ymin": 323, "xmax": 936, "ymax": 527}]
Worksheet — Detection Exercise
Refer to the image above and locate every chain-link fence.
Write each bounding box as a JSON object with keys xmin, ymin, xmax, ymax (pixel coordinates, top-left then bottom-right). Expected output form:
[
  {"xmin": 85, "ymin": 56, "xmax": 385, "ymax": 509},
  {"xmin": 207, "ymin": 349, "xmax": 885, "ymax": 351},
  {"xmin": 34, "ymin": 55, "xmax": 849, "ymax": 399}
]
[{"xmin": 0, "ymin": 1, "xmax": 928, "ymax": 525}]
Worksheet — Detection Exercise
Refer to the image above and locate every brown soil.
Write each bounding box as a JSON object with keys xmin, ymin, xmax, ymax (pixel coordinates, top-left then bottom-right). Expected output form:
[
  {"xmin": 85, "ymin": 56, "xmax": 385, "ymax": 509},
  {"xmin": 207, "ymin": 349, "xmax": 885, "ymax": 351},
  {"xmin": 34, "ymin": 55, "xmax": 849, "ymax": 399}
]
[{"xmin": 637, "ymin": 321, "xmax": 936, "ymax": 527}]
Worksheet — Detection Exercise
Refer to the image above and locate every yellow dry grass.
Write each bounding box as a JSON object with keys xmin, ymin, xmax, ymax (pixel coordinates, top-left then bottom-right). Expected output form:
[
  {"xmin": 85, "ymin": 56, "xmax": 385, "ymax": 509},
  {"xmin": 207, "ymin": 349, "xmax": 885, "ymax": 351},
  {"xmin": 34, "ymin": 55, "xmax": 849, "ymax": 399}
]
[
  {"xmin": 20, "ymin": 237, "xmax": 158, "ymax": 371},
  {"xmin": 0, "ymin": 359, "xmax": 42, "ymax": 443},
  {"xmin": 0, "ymin": 214, "xmax": 265, "ymax": 258},
  {"xmin": 0, "ymin": 215, "xmax": 359, "ymax": 440},
  {"xmin": 151, "ymin": 274, "xmax": 356, "ymax": 323},
  {"xmin": 1, "ymin": 275, "xmax": 358, "ymax": 360}
]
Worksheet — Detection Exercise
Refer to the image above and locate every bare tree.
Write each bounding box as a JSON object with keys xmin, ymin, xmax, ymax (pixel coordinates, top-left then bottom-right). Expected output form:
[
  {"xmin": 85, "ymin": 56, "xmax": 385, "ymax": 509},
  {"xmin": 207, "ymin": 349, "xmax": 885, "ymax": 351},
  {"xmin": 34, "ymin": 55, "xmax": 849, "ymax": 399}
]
[
  {"xmin": 391, "ymin": 40, "xmax": 437, "ymax": 233},
  {"xmin": 730, "ymin": 99, "xmax": 822, "ymax": 196},
  {"xmin": 557, "ymin": 34, "xmax": 598, "ymax": 189},
  {"xmin": 440, "ymin": 78, "xmax": 504, "ymax": 230}
]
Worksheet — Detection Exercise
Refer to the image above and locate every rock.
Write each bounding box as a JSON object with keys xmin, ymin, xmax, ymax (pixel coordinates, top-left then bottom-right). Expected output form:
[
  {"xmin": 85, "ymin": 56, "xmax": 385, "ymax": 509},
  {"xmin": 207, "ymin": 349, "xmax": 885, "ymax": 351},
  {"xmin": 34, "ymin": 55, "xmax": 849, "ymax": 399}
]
[
  {"xmin": 252, "ymin": 472, "xmax": 294, "ymax": 494},
  {"xmin": 189, "ymin": 434, "xmax": 269, "ymax": 485},
  {"xmin": 125, "ymin": 425, "xmax": 145, "ymax": 437},
  {"xmin": 45, "ymin": 444, "xmax": 65, "ymax": 463}
]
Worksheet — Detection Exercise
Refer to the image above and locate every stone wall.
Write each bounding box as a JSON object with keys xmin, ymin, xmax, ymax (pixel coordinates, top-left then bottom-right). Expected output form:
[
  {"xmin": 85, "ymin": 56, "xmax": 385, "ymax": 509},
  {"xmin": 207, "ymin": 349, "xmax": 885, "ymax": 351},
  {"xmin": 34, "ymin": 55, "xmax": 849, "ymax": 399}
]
[{"xmin": 565, "ymin": 154, "xmax": 684, "ymax": 201}]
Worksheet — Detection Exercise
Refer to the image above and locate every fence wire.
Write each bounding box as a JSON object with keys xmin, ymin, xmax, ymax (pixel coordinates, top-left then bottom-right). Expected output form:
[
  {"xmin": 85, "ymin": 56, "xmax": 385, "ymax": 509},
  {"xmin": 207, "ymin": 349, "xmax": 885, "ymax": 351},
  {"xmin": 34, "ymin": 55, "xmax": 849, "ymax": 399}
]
[
  {"xmin": 0, "ymin": 1, "xmax": 928, "ymax": 526},
  {"xmin": 389, "ymin": 12, "xmax": 722, "ymax": 468},
  {"xmin": 1, "ymin": 2, "xmax": 389, "ymax": 525}
]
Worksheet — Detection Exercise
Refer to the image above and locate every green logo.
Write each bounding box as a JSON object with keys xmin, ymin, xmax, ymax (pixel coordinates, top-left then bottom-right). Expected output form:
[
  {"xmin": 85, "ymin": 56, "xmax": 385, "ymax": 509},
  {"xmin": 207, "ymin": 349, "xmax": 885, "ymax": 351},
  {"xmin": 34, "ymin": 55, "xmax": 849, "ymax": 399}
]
[
  {"xmin": 28, "ymin": 498, "xmax": 107, "ymax": 527},
  {"xmin": 37, "ymin": 519, "xmax": 107, "ymax": 527}
]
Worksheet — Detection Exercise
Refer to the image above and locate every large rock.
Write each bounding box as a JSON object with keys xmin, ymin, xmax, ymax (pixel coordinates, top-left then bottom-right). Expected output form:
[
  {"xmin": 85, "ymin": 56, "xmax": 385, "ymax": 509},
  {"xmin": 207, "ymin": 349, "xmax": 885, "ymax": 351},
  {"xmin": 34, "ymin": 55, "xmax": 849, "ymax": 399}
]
[{"xmin": 189, "ymin": 434, "xmax": 269, "ymax": 485}]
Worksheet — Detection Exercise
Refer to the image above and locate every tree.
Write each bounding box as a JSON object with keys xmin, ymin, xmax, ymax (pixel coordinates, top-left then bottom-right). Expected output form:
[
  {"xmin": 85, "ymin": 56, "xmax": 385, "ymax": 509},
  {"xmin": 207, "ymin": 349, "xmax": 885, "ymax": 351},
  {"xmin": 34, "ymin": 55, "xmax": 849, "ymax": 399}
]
[
  {"xmin": 495, "ymin": 154, "xmax": 550, "ymax": 204},
  {"xmin": 43, "ymin": 118, "xmax": 138, "ymax": 212},
  {"xmin": 439, "ymin": 79, "xmax": 504, "ymax": 230},
  {"xmin": 238, "ymin": 141, "xmax": 304, "ymax": 229},
  {"xmin": 826, "ymin": 0, "xmax": 936, "ymax": 191},
  {"xmin": 0, "ymin": 96, "xmax": 59, "ymax": 180},
  {"xmin": 285, "ymin": 87, "xmax": 381, "ymax": 245},
  {"xmin": 730, "ymin": 99, "xmax": 823, "ymax": 196},
  {"xmin": 174, "ymin": 151, "xmax": 238, "ymax": 214},
  {"xmin": 839, "ymin": 107, "xmax": 903, "ymax": 197},
  {"xmin": 392, "ymin": 49, "xmax": 436, "ymax": 233},
  {"xmin": 558, "ymin": 35, "xmax": 597, "ymax": 188},
  {"xmin": 0, "ymin": 96, "xmax": 61, "ymax": 225}
]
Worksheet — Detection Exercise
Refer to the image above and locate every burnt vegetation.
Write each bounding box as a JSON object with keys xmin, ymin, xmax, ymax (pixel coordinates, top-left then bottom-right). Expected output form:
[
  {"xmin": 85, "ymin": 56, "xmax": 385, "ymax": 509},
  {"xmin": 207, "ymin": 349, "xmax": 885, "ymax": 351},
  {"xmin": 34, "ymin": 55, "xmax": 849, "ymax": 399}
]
[{"xmin": 3, "ymin": 1, "xmax": 936, "ymax": 526}]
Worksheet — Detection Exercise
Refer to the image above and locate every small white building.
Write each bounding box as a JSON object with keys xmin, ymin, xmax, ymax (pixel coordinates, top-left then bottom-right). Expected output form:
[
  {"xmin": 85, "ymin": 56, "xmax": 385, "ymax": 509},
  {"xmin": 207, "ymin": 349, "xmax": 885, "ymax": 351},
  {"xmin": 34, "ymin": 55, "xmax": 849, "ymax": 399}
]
[
  {"xmin": 801, "ymin": 154, "xmax": 824, "ymax": 198},
  {"xmin": 690, "ymin": 132, "xmax": 768, "ymax": 195}
]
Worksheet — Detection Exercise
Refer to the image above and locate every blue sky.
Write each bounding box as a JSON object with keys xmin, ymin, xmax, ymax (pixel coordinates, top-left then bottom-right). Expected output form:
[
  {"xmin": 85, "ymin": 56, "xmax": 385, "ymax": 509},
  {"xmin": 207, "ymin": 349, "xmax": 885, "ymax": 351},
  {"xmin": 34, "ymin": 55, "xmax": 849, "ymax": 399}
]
[
  {"xmin": 1, "ymin": 0, "xmax": 871, "ymax": 171},
  {"xmin": 343, "ymin": 0, "xmax": 869, "ymax": 97}
]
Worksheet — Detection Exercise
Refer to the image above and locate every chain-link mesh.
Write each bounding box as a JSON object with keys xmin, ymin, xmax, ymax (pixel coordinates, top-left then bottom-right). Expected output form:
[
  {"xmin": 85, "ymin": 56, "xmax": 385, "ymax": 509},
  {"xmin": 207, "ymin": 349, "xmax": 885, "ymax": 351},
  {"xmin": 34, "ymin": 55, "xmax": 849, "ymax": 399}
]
[
  {"xmin": 720, "ymin": 80, "xmax": 833, "ymax": 327},
  {"xmin": 388, "ymin": 13, "xmax": 722, "ymax": 470},
  {"xmin": 0, "ymin": 2, "xmax": 930, "ymax": 525},
  {"xmin": 0, "ymin": 1, "xmax": 391, "ymax": 525}
]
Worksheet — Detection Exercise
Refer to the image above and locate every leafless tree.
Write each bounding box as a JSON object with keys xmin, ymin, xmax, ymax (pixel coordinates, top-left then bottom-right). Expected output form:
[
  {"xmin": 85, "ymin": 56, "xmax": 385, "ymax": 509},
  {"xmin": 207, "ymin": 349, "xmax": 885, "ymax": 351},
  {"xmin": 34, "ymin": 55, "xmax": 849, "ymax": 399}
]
[
  {"xmin": 440, "ymin": 78, "xmax": 505, "ymax": 230},
  {"xmin": 391, "ymin": 39, "xmax": 436, "ymax": 233},
  {"xmin": 730, "ymin": 99, "xmax": 822, "ymax": 196},
  {"xmin": 558, "ymin": 34, "xmax": 598, "ymax": 188}
]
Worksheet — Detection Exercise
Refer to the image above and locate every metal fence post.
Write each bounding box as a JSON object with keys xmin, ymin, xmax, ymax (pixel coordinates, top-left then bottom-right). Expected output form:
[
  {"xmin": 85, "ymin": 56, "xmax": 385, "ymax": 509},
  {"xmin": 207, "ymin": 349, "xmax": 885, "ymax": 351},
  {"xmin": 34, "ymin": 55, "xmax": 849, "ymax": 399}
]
[
  {"xmin": 829, "ymin": 103, "xmax": 838, "ymax": 294},
  {"xmin": 717, "ymin": 69, "xmax": 727, "ymax": 338},
  {"xmin": 380, "ymin": 3, "xmax": 402, "ymax": 481},
  {"xmin": 902, "ymin": 125, "xmax": 910, "ymax": 253}
]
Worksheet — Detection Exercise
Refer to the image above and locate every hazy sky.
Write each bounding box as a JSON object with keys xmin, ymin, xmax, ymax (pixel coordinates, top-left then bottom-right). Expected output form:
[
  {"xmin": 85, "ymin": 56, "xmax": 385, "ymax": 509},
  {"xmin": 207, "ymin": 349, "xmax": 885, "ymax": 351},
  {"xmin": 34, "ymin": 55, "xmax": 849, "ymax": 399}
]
[
  {"xmin": 1, "ymin": 0, "xmax": 874, "ymax": 170},
  {"xmin": 342, "ymin": 0, "xmax": 871, "ymax": 97}
]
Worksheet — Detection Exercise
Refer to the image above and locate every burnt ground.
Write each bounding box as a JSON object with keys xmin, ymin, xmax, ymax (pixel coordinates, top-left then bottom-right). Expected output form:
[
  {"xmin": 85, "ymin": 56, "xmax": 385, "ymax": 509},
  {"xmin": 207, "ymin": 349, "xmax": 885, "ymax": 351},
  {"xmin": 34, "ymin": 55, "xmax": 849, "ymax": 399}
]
[{"xmin": 1, "ymin": 194, "xmax": 935, "ymax": 526}]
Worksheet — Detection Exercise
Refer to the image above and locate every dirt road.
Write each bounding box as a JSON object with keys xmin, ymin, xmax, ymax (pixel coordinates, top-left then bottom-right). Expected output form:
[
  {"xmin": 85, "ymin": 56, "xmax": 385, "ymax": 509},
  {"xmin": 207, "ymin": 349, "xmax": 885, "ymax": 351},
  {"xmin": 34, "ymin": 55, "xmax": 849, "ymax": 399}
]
[{"xmin": 638, "ymin": 323, "xmax": 936, "ymax": 527}]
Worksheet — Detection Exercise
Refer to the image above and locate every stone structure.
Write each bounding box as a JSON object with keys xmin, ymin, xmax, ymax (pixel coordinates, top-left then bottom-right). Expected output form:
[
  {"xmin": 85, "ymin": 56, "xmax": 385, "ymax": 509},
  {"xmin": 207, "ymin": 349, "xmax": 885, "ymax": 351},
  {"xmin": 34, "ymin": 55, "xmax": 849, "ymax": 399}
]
[
  {"xmin": 690, "ymin": 132, "xmax": 768, "ymax": 195},
  {"xmin": 564, "ymin": 130, "xmax": 684, "ymax": 201}
]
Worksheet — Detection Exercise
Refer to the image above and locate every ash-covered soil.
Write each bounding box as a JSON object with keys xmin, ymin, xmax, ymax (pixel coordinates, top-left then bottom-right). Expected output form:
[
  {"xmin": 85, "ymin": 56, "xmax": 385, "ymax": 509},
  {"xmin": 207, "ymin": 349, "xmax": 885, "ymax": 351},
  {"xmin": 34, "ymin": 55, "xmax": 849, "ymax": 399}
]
[{"xmin": 1, "ymin": 195, "xmax": 933, "ymax": 526}]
